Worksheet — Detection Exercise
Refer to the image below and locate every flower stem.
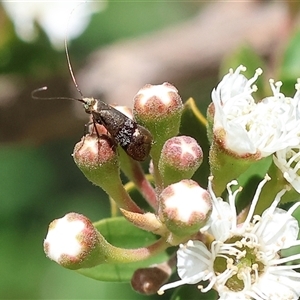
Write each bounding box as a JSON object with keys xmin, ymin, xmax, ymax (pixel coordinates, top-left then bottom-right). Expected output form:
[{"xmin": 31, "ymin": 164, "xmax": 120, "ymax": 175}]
[
  {"xmin": 119, "ymin": 148, "xmax": 158, "ymax": 210},
  {"xmin": 104, "ymin": 177, "xmax": 144, "ymax": 214},
  {"xmin": 107, "ymin": 237, "xmax": 170, "ymax": 264}
]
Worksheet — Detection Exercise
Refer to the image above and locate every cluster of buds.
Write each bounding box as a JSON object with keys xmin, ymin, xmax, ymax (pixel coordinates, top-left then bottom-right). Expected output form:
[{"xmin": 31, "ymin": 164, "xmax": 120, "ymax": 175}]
[
  {"xmin": 44, "ymin": 82, "xmax": 211, "ymax": 294},
  {"xmin": 44, "ymin": 66, "xmax": 300, "ymax": 299}
]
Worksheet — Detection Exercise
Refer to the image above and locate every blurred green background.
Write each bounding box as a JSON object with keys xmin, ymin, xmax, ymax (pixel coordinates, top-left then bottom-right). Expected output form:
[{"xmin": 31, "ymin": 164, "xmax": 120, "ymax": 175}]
[
  {"xmin": 0, "ymin": 2, "xmax": 202, "ymax": 299},
  {"xmin": 1, "ymin": 1, "xmax": 300, "ymax": 299}
]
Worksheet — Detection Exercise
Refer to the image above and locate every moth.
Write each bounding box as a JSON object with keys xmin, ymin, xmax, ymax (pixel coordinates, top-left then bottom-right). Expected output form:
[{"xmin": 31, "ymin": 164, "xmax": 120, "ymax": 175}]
[{"xmin": 32, "ymin": 38, "xmax": 152, "ymax": 161}]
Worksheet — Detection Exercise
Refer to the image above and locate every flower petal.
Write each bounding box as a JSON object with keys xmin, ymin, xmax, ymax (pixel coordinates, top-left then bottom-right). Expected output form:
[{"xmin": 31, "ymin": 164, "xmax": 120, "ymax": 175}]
[
  {"xmin": 256, "ymin": 207, "xmax": 299, "ymax": 251},
  {"xmin": 177, "ymin": 241, "xmax": 212, "ymax": 284}
]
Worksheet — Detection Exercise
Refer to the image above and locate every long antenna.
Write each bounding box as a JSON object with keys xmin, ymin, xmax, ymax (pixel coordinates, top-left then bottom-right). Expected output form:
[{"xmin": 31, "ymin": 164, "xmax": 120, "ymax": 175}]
[
  {"xmin": 31, "ymin": 86, "xmax": 85, "ymax": 104},
  {"xmin": 65, "ymin": 3, "xmax": 85, "ymax": 99},
  {"xmin": 32, "ymin": 4, "xmax": 88, "ymax": 104}
]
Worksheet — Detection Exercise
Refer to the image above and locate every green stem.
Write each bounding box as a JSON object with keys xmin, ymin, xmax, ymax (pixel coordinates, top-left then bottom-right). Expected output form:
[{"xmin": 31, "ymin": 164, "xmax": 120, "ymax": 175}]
[
  {"xmin": 101, "ymin": 177, "xmax": 144, "ymax": 214},
  {"xmin": 119, "ymin": 148, "xmax": 158, "ymax": 210},
  {"xmin": 106, "ymin": 237, "xmax": 170, "ymax": 264}
]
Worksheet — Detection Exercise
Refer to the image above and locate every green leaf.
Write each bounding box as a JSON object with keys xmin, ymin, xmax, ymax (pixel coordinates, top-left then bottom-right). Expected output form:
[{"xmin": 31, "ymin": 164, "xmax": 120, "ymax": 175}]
[
  {"xmin": 279, "ymin": 29, "xmax": 300, "ymax": 95},
  {"xmin": 234, "ymin": 156, "xmax": 272, "ymax": 212},
  {"xmin": 171, "ymin": 284, "xmax": 217, "ymax": 300},
  {"xmin": 236, "ymin": 156, "xmax": 272, "ymax": 187},
  {"xmin": 180, "ymin": 98, "xmax": 210, "ymax": 187},
  {"xmin": 77, "ymin": 217, "xmax": 168, "ymax": 282},
  {"xmin": 220, "ymin": 45, "xmax": 266, "ymax": 99}
]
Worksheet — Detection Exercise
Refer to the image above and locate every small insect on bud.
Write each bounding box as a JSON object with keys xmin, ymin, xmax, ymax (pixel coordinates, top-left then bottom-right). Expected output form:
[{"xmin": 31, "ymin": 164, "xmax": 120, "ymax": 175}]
[
  {"xmin": 108, "ymin": 105, "xmax": 153, "ymax": 161},
  {"xmin": 85, "ymin": 98, "xmax": 153, "ymax": 161},
  {"xmin": 43, "ymin": 213, "xmax": 104, "ymax": 270},
  {"xmin": 159, "ymin": 136, "xmax": 203, "ymax": 186},
  {"xmin": 158, "ymin": 180, "xmax": 212, "ymax": 238},
  {"xmin": 31, "ymin": 33, "xmax": 153, "ymax": 162}
]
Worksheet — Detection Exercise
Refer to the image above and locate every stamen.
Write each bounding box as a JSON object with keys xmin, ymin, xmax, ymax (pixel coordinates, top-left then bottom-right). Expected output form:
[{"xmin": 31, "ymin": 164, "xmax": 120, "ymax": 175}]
[
  {"xmin": 216, "ymin": 267, "xmax": 237, "ymax": 287},
  {"xmin": 157, "ymin": 279, "xmax": 189, "ymax": 295},
  {"xmin": 236, "ymin": 250, "xmax": 246, "ymax": 260},
  {"xmin": 201, "ymin": 276, "xmax": 216, "ymax": 293},
  {"xmin": 182, "ymin": 243, "xmax": 212, "ymax": 266},
  {"xmin": 226, "ymin": 180, "xmax": 240, "ymax": 229},
  {"xmin": 252, "ymin": 264, "xmax": 259, "ymax": 284},
  {"xmin": 239, "ymin": 267, "xmax": 252, "ymax": 289},
  {"xmin": 211, "ymin": 241, "xmax": 223, "ymax": 259},
  {"xmin": 251, "ymin": 84, "xmax": 258, "ymax": 92},
  {"xmin": 270, "ymin": 253, "xmax": 300, "ymax": 265},
  {"xmin": 268, "ymin": 189, "xmax": 287, "ymax": 212},
  {"xmin": 241, "ymin": 175, "xmax": 270, "ymax": 232},
  {"xmin": 245, "ymin": 68, "xmax": 262, "ymax": 91},
  {"xmin": 286, "ymin": 150, "xmax": 300, "ymax": 168},
  {"xmin": 207, "ymin": 176, "xmax": 226, "ymax": 220},
  {"xmin": 269, "ymin": 79, "xmax": 284, "ymax": 98},
  {"xmin": 231, "ymin": 65, "xmax": 246, "ymax": 77},
  {"xmin": 270, "ymin": 264, "xmax": 300, "ymax": 272}
]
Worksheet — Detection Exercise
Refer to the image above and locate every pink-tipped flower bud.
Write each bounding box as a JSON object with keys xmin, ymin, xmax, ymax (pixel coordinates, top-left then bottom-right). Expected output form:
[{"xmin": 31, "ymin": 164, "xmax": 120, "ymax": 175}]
[
  {"xmin": 159, "ymin": 136, "xmax": 203, "ymax": 186},
  {"xmin": 44, "ymin": 213, "xmax": 105, "ymax": 270},
  {"xmin": 158, "ymin": 180, "xmax": 212, "ymax": 239},
  {"xmin": 73, "ymin": 134, "xmax": 118, "ymax": 170},
  {"xmin": 73, "ymin": 134, "xmax": 142, "ymax": 213},
  {"xmin": 73, "ymin": 133, "xmax": 119, "ymax": 196},
  {"xmin": 133, "ymin": 83, "xmax": 183, "ymax": 161}
]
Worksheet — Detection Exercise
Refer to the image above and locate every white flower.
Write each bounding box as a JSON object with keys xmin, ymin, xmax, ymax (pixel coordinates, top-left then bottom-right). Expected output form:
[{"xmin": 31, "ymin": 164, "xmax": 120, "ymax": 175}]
[
  {"xmin": 2, "ymin": 2, "xmax": 104, "ymax": 49},
  {"xmin": 247, "ymin": 80, "xmax": 300, "ymax": 156},
  {"xmin": 273, "ymin": 80, "xmax": 300, "ymax": 192},
  {"xmin": 273, "ymin": 146, "xmax": 300, "ymax": 193},
  {"xmin": 212, "ymin": 66, "xmax": 300, "ymax": 157},
  {"xmin": 158, "ymin": 175, "xmax": 300, "ymax": 299},
  {"xmin": 212, "ymin": 65, "xmax": 260, "ymax": 155}
]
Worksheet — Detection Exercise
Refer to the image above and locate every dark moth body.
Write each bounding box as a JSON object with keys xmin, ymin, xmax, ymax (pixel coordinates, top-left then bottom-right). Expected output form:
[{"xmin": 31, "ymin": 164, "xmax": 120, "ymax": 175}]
[
  {"xmin": 84, "ymin": 97, "xmax": 152, "ymax": 161},
  {"xmin": 31, "ymin": 34, "xmax": 153, "ymax": 161}
]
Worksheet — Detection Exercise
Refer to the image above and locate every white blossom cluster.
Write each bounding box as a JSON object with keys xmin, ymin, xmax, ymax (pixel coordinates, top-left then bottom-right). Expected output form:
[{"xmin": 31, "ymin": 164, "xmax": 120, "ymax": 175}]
[{"xmin": 212, "ymin": 66, "xmax": 300, "ymax": 192}]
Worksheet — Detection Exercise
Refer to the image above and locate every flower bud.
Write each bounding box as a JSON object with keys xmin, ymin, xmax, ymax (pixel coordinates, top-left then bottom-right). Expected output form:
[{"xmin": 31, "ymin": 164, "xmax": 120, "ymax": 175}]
[
  {"xmin": 73, "ymin": 133, "xmax": 118, "ymax": 172},
  {"xmin": 133, "ymin": 83, "xmax": 183, "ymax": 161},
  {"xmin": 73, "ymin": 134, "xmax": 142, "ymax": 213},
  {"xmin": 43, "ymin": 213, "xmax": 106, "ymax": 270},
  {"xmin": 158, "ymin": 180, "xmax": 212, "ymax": 239},
  {"xmin": 44, "ymin": 213, "xmax": 165, "ymax": 269},
  {"xmin": 158, "ymin": 136, "xmax": 203, "ymax": 186}
]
